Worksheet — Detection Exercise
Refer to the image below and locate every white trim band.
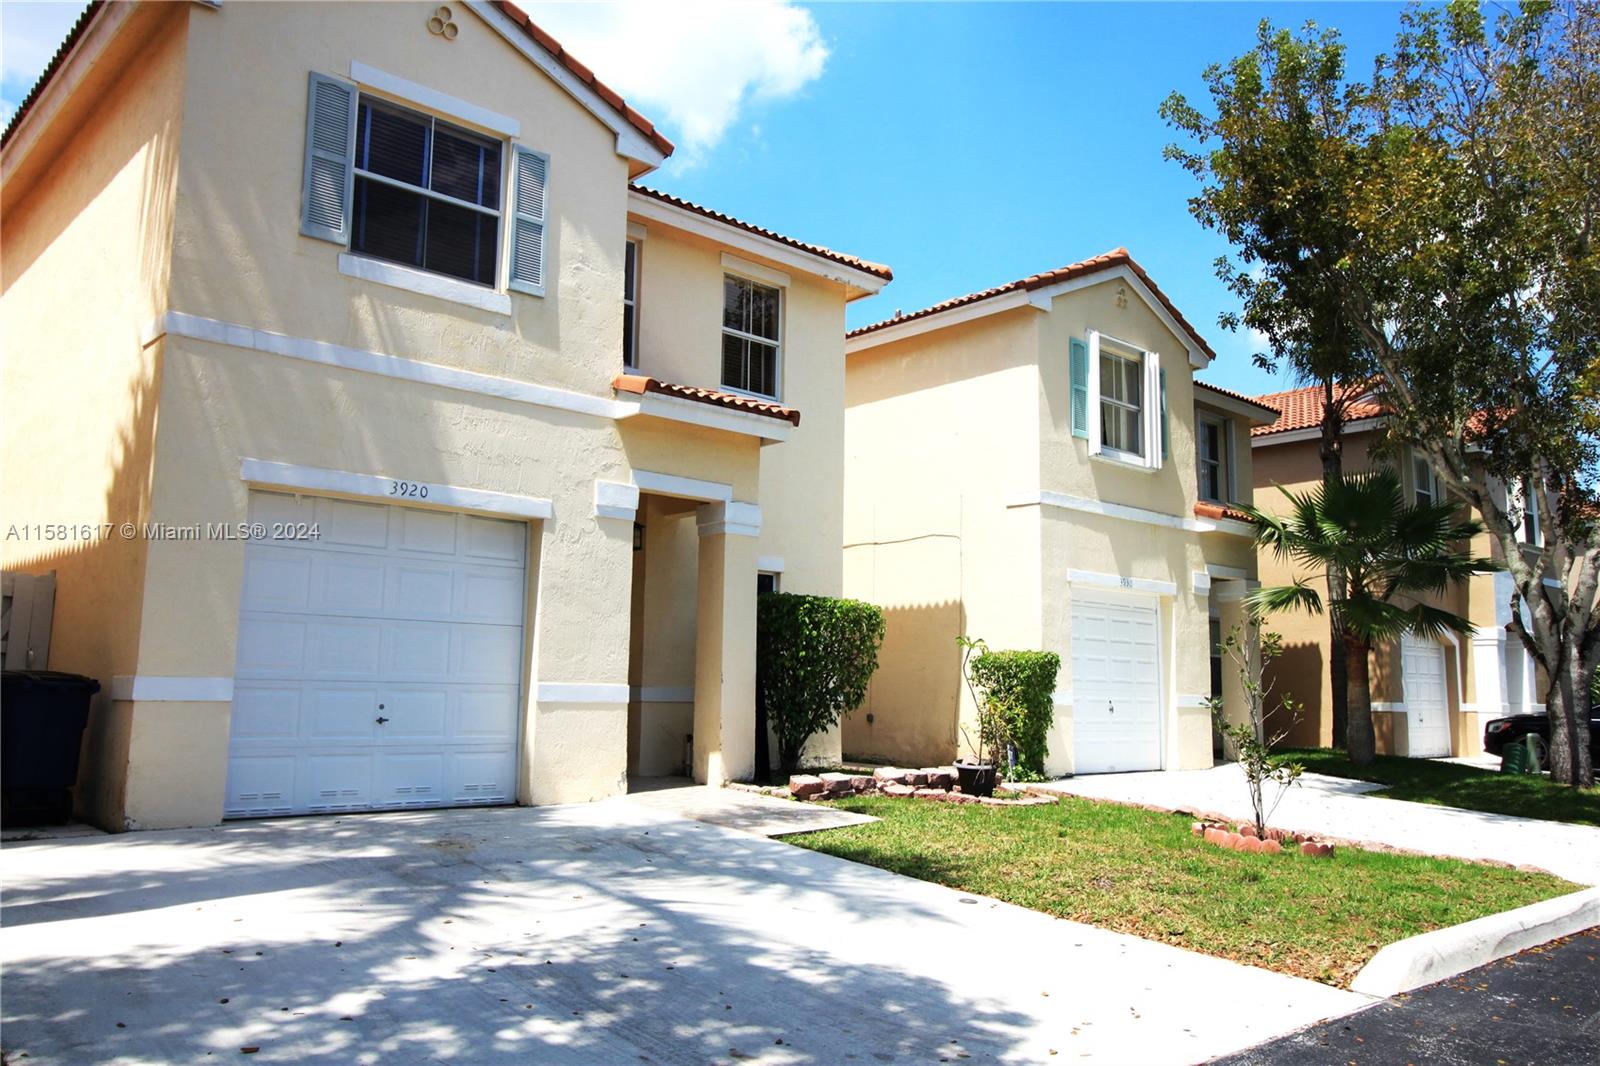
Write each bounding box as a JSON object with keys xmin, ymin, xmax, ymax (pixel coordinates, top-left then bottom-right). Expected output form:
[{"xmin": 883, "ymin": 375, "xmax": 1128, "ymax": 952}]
[
  {"xmin": 697, "ymin": 501, "xmax": 762, "ymax": 538},
  {"xmin": 1178, "ymin": 694, "xmax": 1213, "ymax": 709},
  {"xmin": 1067, "ymin": 568, "xmax": 1178, "ymax": 597},
  {"xmin": 1008, "ymin": 489, "xmax": 1252, "ymax": 538},
  {"xmin": 1051, "ymin": 690, "xmax": 1074, "ymax": 707},
  {"xmin": 240, "ymin": 459, "xmax": 553, "ymax": 520},
  {"xmin": 349, "ymin": 61, "xmax": 520, "ymax": 138},
  {"xmin": 153, "ymin": 311, "xmax": 627, "ymax": 420},
  {"xmin": 111, "ymin": 676, "xmax": 234, "ymax": 702},
  {"xmin": 756, "ymin": 555, "xmax": 785, "ymax": 574},
  {"xmin": 338, "ymin": 254, "xmax": 513, "ymax": 315},
  {"xmin": 631, "ymin": 469, "xmax": 733, "ymax": 504},
  {"xmin": 595, "ymin": 481, "xmax": 641, "ymax": 521},
  {"xmin": 632, "ymin": 685, "xmax": 694, "ymax": 703},
  {"xmin": 536, "ymin": 682, "xmax": 630, "ymax": 704}
]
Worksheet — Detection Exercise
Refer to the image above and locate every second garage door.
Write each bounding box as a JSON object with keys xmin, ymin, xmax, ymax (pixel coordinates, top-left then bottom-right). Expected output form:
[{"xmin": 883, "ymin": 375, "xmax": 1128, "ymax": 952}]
[
  {"xmin": 225, "ymin": 491, "xmax": 527, "ymax": 818},
  {"xmin": 1072, "ymin": 589, "xmax": 1163, "ymax": 774},
  {"xmin": 1401, "ymin": 638, "xmax": 1451, "ymax": 758}
]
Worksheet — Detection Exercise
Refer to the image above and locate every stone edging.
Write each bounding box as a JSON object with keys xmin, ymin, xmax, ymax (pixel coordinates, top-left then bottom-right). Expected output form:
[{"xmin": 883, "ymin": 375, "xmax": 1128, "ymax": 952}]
[
  {"xmin": 1350, "ymin": 886, "xmax": 1600, "ymax": 998},
  {"xmin": 732, "ymin": 768, "xmax": 1059, "ymax": 807}
]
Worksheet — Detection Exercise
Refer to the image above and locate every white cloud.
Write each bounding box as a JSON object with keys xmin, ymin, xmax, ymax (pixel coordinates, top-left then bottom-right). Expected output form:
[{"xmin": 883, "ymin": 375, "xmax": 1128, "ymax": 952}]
[{"xmin": 524, "ymin": 0, "xmax": 827, "ymax": 166}]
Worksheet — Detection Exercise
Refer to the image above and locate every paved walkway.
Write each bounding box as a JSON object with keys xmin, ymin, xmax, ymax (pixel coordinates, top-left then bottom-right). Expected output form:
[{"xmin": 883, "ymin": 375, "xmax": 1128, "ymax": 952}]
[
  {"xmin": 623, "ymin": 780, "xmax": 878, "ymax": 837},
  {"xmin": 1028, "ymin": 764, "xmax": 1600, "ymax": 886},
  {"xmin": 1215, "ymin": 927, "xmax": 1600, "ymax": 1065},
  {"xmin": 1, "ymin": 793, "xmax": 1369, "ymax": 1064}
]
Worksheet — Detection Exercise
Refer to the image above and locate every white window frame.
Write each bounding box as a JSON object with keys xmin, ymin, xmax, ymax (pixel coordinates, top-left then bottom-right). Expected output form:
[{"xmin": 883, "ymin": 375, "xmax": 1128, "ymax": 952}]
[
  {"xmin": 1411, "ymin": 450, "xmax": 1440, "ymax": 507},
  {"xmin": 349, "ymin": 92, "xmax": 509, "ymax": 292},
  {"xmin": 1197, "ymin": 413, "xmax": 1228, "ymax": 503},
  {"xmin": 1515, "ymin": 477, "xmax": 1543, "ymax": 546},
  {"xmin": 757, "ymin": 571, "xmax": 781, "ymax": 595},
  {"xmin": 623, "ymin": 239, "xmax": 640, "ymax": 368},
  {"xmin": 1087, "ymin": 330, "xmax": 1162, "ymax": 471},
  {"xmin": 720, "ymin": 271, "xmax": 784, "ymax": 401}
]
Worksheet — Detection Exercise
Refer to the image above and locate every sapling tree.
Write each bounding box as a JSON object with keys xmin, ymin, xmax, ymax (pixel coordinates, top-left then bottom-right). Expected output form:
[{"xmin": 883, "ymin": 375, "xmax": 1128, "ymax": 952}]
[{"xmin": 1207, "ymin": 619, "xmax": 1305, "ymax": 838}]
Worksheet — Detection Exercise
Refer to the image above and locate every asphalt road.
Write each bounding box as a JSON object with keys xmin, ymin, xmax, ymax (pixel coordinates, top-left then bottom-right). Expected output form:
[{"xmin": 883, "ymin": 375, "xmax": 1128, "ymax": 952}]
[{"xmin": 1214, "ymin": 927, "xmax": 1600, "ymax": 1066}]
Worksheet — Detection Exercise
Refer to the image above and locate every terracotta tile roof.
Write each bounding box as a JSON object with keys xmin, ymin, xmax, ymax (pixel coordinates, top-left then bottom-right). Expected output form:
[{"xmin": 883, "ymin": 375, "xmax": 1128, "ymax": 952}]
[
  {"xmin": 1194, "ymin": 380, "xmax": 1281, "ymax": 419},
  {"xmin": 1250, "ymin": 382, "xmax": 1386, "ymax": 438},
  {"xmin": 1194, "ymin": 502, "xmax": 1254, "ymax": 524},
  {"xmin": 1, "ymin": 1, "xmax": 101, "ymax": 148},
  {"xmin": 613, "ymin": 373, "xmax": 802, "ymax": 427},
  {"xmin": 493, "ymin": 2, "xmax": 673, "ymax": 158},
  {"xmin": 846, "ymin": 248, "xmax": 1215, "ymax": 359},
  {"xmin": 3, "ymin": 3, "xmax": 676, "ymax": 161},
  {"xmin": 630, "ymin": 186, "xmax": 893, "ymax": 282}
]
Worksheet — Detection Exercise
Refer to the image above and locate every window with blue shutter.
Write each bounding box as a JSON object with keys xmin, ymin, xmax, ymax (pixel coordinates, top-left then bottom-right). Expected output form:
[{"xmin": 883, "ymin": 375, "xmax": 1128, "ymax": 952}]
[
  {"xmin": 509, "ymin": 147, "xmax": 549, "ymax": 294},
  {"xmin": 1069, "ymin": 337, "xmax": 1089, "ymax": 439},
  {"xmin": 300, "ymin": 73, "xmax": 358, "ymax": 244}
]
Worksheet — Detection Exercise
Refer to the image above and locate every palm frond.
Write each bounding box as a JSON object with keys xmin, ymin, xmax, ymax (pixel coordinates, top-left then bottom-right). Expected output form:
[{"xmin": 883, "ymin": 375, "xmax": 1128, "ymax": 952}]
[
  {"xmin": 1402, "ymin": 603, "xmax": 1476, "ymax": 640},
  {"xmin": 1247, "ymin": 581, "xmax": 1324, "ymax": 619}
]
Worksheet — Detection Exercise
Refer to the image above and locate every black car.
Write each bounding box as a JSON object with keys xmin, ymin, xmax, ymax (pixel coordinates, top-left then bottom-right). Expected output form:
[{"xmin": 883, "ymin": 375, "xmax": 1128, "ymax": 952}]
[{"xmin": 1483, "ymin": 712, "xmax": 1600, "ymax": 767}]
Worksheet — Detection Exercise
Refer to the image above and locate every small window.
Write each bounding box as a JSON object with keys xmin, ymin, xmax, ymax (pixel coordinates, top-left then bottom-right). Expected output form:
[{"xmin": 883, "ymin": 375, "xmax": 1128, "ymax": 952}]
[
  {"xmin": 351, "ymin": 96, "xmax": 502, "ymax": 287},
  {"xmin": 1099, "ymin": 349, "xmax": 1144, "ymax": 457},
  {"xmin": 1198, "ymin": 416, "xmax": 1227, "ymax": 502},
  {"xmin": 757, "ymin": 572, "xmax": 780, "ymax": 595},
  {"xmin": 722, "ymin": 275, "xmax": 781, "ymax": 398},
  {"xmin": 623, "ymin": 240, "xmax": 640, "ymax": 367},
  {"xmin": 1520, "ymin": 479, "xmax": 1543, "ymax": 546},
  {"xmin": 1412, "ymin": 452, "xmax": 1438, "ymax": 507}
]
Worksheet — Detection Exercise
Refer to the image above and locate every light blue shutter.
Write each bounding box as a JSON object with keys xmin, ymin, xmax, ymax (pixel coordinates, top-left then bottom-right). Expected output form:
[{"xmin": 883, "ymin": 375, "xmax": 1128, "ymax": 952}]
[
  {"xmin": 510, "ymin": 147, "xmax": 549, "ymax": 294},
  {"xmin": 1069, "ymin": 337, "xmax": 1089, "ymax": 438},
  {"xmin": 1159, "ymin": 367, "xmax": 1169, "ymax": 461},
  {"xmin": 299, "ymin": 72, "xmax": 357, "ymax": 244}
]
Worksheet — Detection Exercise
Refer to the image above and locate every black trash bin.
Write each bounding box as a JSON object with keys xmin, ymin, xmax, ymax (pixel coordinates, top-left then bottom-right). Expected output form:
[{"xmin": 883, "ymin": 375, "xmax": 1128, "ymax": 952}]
[{"xmin": 2, "ymin": 670, "xmax": 100, "ymax": 827}]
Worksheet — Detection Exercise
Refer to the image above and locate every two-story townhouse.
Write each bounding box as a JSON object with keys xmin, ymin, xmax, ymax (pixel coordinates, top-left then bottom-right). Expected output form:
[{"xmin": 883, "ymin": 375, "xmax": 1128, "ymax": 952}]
[
  {"xmin": 1250, "ymin": 384, "xmax": 1551, "ymax": 758},
  {"xmin": 0, "ymin": 1, "xmax": 888, "ymax": 831},
  {"xmin": 841, "ymin": 250, "xmax": 1278, "ymax": 776}
]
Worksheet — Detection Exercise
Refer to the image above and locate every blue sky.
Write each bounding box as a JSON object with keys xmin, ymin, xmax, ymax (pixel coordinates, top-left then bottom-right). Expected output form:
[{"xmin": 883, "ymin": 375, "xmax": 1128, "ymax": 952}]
[{"xmin": 1, "ymin": 1, "xmax": 1413, "ymax": 397}]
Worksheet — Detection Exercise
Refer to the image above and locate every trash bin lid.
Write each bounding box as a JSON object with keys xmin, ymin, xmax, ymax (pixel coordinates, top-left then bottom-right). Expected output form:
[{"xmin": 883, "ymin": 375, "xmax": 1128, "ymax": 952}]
[{"xmin": 1, "ymin": 670, "xmax": 102, "ymax": 694}]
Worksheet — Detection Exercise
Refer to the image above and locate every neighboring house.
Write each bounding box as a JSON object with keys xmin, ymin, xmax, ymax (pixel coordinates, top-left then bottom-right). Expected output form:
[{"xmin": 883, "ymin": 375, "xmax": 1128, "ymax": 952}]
[
  {"xmin": 842, "ymin": 250, "xmax": 1279, "ymax": 775},
  {"xmin": 1250, "ymin": 383, "xmax": 1550, "ymax": 758},
  {"xmin": 0, "ymin": 1, "xmax": 888, "ymax": 830}
]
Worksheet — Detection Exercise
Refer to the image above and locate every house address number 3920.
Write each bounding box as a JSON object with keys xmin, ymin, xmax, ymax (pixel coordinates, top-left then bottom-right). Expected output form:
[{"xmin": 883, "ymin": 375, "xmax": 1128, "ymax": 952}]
[{"xmin": 389, "ymin": 480, "xmax": 431, "ymax": 499}]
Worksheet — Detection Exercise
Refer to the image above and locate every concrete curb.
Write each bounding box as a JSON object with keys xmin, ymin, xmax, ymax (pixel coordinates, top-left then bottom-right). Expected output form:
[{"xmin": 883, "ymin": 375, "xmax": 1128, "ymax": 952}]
[{"xmin": 1351, "ymin": 886, "xmax": 1600, "ymax": 998}]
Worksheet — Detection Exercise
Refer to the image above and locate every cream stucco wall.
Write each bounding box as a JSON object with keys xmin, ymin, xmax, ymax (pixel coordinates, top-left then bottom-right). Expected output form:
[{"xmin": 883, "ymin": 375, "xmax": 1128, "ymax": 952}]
[
  {"xmin": 844, "ymin": 279, "xmax": 1262, "ymax": 776},
  {"xmin": 0, "ymin": 3, "xmax": 189, "ymax": 828}
]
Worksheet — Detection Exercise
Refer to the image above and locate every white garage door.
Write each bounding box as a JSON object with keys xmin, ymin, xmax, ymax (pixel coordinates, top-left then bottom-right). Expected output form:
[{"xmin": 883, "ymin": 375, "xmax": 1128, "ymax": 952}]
[
  {"xmin": 1402, "ymin": 639, "xmax": 1451, "ymax": 758},
  {"xmin": 1072, "ymin": 589, "xmax": 1163, "ymax": 774},
  {"xmin": 225, "ymin": 491, "xmax": 527, "ymax": 818}
]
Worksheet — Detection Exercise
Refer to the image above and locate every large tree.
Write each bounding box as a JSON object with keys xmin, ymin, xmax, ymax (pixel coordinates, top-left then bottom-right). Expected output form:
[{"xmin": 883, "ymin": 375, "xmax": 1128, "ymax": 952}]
[{"xmin": 1166, "ymin": 2, "xmax": 1599, "ymax": 787}]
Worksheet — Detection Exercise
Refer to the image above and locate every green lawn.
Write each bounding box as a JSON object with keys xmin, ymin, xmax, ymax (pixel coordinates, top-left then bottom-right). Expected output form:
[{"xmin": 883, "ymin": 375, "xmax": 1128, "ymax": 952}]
[
  {"xmin": 792, "ymin": 795, "xmax": 1575, "ymax": 987},
  {"xmin": 1284, "ymin": 748, "xmax": 1600, "ymax": 828}
]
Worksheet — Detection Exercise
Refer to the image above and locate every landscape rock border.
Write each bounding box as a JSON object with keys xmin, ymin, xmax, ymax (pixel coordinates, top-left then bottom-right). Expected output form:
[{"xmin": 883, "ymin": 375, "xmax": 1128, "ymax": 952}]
[
  {"xmin": 1191, "ymin": 820, "xmax": 1336, "ymax": 858},
  {"xmin": 732, "ymin": 768, "xmax": 1059, "ymax": 807}
]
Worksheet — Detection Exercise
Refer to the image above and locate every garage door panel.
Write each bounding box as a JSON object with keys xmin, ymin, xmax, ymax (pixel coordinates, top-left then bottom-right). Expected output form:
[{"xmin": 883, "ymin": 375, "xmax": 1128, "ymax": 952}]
[
  {"xmin": 452, "ymin": 626, "xmax": 523, "ymax": 680},
  {"xmin": 394, "ymin": 506, "xmax": 459, "ymax": 555},
  {"xmin": 455, "ymin": 567, "xmax": 525, "ymax": 624},
  {"xmin": 451, "ymin": 751, "xmax": 515, "ymax": 805},
  {"xmin": 375, "ymin": 753, "xmax": 446, "ymax": 808},
  {"xmin": 249, "ymin": 491, "xmax": 315, "ymax": 527},
  {"xmin": 229, "ymin": 685, "xmax": 302, "ymax": 743},
  {"xmin": 456, "ymin": 688, "xmax": 520, "ymax": 742},
  {"xmin": 309, "ymin": 621, "xmax": 384, "ymax": 677},
  {"xmin": 306, "ymin": 688, "xmax": 381, "ymax": 742},
  {"xmin": 235, "ymin": 618, "xmax": 309, "ymax": 674},
  {"xmin": 315, "ymin": 498, "xmax": 390, "ymax": 549},
  {"xmin": 1073, "ymin": 591, "xmax": 1162, "ymax": 775},
  {"xmin": 382, "ymin": 622, "xmax": 455, "ymax": 678},
  {"xmin": 381, "ymin": 688, "xmax": 450, "ymax": 742},
  {"xmin": 463, "ymin": 515, "xmax": 526, "ymax": 564},
  {"xmin": 1403, "ymin": 642, "xmax": 1450, "ymax": 757},
  {"xmin": 304, "ymin": 754, "xmax": 373, "ymax": 812},
  {"xmin": 240, "ymin": 550, "xmax": 313, "ymax": 612},
  {"xmin": 225, "ymin": 756, "xmax": 296, "ymax": 817},
  {"xmin": 389, "ymin": 562, "xmax": 457, "ymax": 617},
  {"xmin": 313, "ymin": 554, "xmax": 388, "ymax": 614}
]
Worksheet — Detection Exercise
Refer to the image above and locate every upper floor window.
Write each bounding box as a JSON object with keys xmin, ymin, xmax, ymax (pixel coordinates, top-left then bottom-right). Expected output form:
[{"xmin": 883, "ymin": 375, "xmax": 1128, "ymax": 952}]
[
  {"xmin": 1412, "ymin": 451, "xmax": 1440, "ymax": 507},
  {"xmin": 1197, "ymin": 414, "xmax": 1228, "ymax": 502},
  {"xmin": 1099, "ymin": 348, "xmax": 1145, "ymax": 458},
  {"xmin": 1518, "ymin": 478, "xmax": 1543, "ymax": 546},
  {"xmin": 352, "ymin": 96, "xmax": 502, "ymax": 286},
  {"xmin": 722, "ymin": 275, "xmax": 781, "ymax": 398},
  {"xmin": 623, "ymin": 240, "xmax": 640, "ymax": 367}
]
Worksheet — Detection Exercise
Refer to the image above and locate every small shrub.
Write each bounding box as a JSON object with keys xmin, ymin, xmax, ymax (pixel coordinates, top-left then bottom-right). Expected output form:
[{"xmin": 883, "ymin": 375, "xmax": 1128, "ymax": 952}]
[
  {"xmin": 758, "ymin": 593, "xmax": 885, "ymax": 774},
  {"xmin": 958, "ymin": 637, "xmax": 1061, "ymax": 780}
]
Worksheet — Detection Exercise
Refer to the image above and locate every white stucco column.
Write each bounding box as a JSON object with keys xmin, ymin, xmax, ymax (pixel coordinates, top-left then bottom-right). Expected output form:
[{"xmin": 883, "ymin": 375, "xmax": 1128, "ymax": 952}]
[{"xmin": 693, "ymin": 501, "xmax": 760, "ymax": 786}]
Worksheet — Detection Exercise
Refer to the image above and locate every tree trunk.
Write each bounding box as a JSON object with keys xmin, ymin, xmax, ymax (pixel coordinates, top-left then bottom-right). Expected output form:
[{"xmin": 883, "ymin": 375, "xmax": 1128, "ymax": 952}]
[
  {"xmin": 1548, "ymin": 644, "xmax": 1595, "ymax": 788},
  {"xmin": 1345, "ymin": 632, "xmax": 1377, "ymax": 766},
  {"xmin": 1320, "ymin": 379, "xmax": 1349, "ymax": 750}
]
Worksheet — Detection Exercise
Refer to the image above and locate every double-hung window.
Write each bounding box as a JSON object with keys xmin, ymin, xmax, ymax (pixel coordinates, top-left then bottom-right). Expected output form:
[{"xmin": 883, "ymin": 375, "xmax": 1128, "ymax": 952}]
[
  {"xmin": 721, "ymin": 274, "xmax": 781, "ymax": 398},
  {"xmin": 1099, "ymin": 348, "xmax": 1145, "ymax": 458},
  {"xmin": 351, "ymin": 96, "xmax": 502, "ymax": 286},
  {"xmin": 623, "ymin": 240, "xmax": 640, "ymax": 367},
  {"xmin": 1197, "ymin": 415, "xmax": 1227, "ymax": 502},
  {"xmin": 1412, "ymin": 451, "xmax": 1439, "ymax": 507},
  {"xmin": 1518, "ymin": 478, "xmax": 1543, "ymax": 545}
]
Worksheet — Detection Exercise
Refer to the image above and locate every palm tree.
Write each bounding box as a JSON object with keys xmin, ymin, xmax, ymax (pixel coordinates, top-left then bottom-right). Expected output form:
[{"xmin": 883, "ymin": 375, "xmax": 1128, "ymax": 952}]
[{"xmin": 1243, "ymin": 469, "xmax": 1497, "ymax": 766}]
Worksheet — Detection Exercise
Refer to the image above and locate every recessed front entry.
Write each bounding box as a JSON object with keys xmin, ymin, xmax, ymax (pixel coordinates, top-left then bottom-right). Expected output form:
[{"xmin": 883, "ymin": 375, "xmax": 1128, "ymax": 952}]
[
  {"xmin": 225, "ymin": 491, "xmax": 527, "ymax": 817},
  {"xmin": 1401, "ymin": 639, "xmax": 1451, "ymax": 758},
  {"xmin": 1072, "ymin": 588, "xmax": 1162, "ymax": 774}
]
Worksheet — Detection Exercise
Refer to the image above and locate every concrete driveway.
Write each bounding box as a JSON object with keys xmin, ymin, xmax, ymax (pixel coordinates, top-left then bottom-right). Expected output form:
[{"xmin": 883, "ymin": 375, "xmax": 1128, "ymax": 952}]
[
  {"xmin": 1030, "ymin": 764, "xmax": 1600, "ymax": 886},
  {"xmin": 1, "ymin": 793, "xmax": 1369, "ymax": 1065}
]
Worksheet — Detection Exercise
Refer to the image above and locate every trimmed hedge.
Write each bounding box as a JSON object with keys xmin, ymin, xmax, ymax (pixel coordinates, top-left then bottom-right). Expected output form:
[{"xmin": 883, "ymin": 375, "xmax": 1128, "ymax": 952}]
[
  {"xmin": 967, "ymin": 648, "xmax": 1061, "ymax": 780},
  {"xmin": 758, "ymin": 592, "xmax": 885, "ymax": 774}
]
